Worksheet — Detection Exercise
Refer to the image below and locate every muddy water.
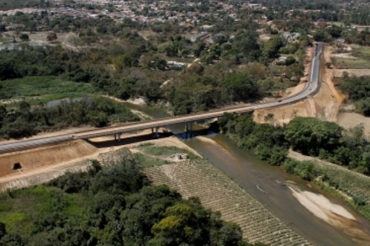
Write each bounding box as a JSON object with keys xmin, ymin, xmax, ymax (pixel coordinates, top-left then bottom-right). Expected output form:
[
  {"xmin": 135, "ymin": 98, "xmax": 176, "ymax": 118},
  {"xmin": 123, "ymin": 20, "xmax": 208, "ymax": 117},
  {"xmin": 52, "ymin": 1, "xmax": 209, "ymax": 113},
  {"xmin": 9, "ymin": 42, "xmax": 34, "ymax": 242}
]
[
  {"xmin": 123, "ymin": 103, "xmax": 370, "ymax": 245},
  {"xmin": 186, "ymin": 134, "xmax": 370, "ymax": 246}
]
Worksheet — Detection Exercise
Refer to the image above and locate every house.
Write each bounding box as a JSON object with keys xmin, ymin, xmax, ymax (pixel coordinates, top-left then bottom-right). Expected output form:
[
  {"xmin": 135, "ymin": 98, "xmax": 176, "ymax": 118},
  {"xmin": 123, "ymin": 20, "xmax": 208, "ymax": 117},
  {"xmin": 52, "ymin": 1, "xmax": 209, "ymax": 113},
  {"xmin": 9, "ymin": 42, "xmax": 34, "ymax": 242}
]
[
  {"xmin": 277, "ymin": 56, "xmax": 287, "ymax": 65},
  {"xmin": 167, "ymin": 61, "xmax": 187, "ymax": 69},
  {"xmin": 281, "ymin": 32, "xmax": 300, "ymax": 42},
  {"xmin": 190, "ymin": 32, "xmax": 209, "ymax": 42}
]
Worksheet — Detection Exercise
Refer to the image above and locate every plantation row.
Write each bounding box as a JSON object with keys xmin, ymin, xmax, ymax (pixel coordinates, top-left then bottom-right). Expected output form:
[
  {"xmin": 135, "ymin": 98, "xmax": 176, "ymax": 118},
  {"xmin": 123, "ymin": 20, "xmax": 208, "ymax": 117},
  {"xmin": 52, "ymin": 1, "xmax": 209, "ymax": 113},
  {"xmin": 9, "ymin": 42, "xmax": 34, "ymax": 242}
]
[{"xmin": 145, "ymin": 160, "xmax": 311, "ymax": 246}]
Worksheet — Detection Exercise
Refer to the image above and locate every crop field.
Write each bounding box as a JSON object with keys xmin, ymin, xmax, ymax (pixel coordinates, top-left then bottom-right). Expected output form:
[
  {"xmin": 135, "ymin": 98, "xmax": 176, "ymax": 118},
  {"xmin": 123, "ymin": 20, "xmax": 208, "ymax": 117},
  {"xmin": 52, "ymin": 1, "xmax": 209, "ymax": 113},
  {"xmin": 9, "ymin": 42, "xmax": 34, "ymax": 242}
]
[
  {"xmin": 145, "ymin": 159, "xmax": 310, "ymax": 245},
  {"xmin": 0, "ymin": 76, "xmax": 98, "ymax": 104},
  {"xmin": 331, "ymin": 57, "xmax": 370, "ymax": 69},
  {"xmin": 352, "ymin": 47, "xmax": 370, "ymax": 60}
]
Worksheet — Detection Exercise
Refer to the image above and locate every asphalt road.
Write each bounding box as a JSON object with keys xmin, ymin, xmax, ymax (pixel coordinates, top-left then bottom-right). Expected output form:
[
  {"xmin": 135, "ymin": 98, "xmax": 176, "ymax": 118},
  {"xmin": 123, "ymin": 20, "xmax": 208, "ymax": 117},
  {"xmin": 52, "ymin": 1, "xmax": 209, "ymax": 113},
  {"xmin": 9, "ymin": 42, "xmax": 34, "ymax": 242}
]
[{"xmin": 0, "ymin": 43, "xmax": 323, "ymax": 154}]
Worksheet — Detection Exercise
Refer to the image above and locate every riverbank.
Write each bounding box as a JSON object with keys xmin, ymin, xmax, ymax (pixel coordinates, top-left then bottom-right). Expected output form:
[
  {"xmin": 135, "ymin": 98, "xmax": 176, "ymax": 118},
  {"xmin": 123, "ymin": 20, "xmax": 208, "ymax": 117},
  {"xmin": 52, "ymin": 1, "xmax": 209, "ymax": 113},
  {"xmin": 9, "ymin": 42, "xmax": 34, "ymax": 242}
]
[
  {"xmin": 288, "ymin": 150, "xmax": 370, "ymax": 221},
  {"xmin": 288, "ymin": 183, "xmax": 370, "ymax": 245}
]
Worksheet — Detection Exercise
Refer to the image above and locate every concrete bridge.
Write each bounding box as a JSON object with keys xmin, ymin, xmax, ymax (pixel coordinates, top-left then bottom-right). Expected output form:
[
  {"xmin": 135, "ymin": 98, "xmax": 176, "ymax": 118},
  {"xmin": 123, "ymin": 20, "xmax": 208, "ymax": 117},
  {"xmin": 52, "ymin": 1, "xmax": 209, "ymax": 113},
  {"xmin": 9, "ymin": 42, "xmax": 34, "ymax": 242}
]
[{"xmin": 0, "ymin": 43, "xmax": 323, "ymax": 154}]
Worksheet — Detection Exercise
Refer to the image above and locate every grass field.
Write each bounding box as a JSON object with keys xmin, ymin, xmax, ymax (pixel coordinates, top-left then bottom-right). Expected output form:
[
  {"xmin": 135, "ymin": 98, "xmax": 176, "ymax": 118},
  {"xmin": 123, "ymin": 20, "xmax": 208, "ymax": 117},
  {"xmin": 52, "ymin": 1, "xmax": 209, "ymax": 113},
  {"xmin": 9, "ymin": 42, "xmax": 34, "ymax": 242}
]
[
  {"xmin": 136, "ymin": 143, "xmax": 199, "ymax": 160},
  {"xmin": 331, "ymin": 57, "xmax": 370, "ymax": 69},
  {"xmin": 133, "ymin": 153, "xmax": 169, "ymax": 168},
  {"xmin": 0, "ymin": 76, "xmax": 98, "ymax": 105},
  {"xmin": 0, "ymin": 186, "xmax": 85, "ymax": 240},
  {"xmin": 352, "ymin": 47, "xmax": 370, "ymax": 60},
  {"xmin": 145, "ymin": 160, "xmax": 310, "ymax": 245}
]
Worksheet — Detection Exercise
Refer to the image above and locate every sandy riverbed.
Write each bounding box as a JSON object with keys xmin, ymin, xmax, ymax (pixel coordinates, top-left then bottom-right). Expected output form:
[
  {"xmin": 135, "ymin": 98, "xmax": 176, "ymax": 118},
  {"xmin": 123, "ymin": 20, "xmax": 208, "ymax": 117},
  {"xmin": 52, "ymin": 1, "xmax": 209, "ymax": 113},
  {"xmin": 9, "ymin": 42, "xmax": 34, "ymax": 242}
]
[{"xmin": 289, "ymin": 185, "xmax": 370, "ymax": 245}]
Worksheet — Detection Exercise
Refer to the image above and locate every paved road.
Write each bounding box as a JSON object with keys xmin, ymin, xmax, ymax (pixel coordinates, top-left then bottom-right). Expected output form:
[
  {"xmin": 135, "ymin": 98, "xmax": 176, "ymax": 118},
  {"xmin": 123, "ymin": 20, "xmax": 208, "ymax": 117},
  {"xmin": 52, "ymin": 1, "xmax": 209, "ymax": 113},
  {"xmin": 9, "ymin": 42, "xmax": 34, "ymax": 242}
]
[{"xmin": 0, "ymin": 44, "xmax": 323, "ymax": 154}]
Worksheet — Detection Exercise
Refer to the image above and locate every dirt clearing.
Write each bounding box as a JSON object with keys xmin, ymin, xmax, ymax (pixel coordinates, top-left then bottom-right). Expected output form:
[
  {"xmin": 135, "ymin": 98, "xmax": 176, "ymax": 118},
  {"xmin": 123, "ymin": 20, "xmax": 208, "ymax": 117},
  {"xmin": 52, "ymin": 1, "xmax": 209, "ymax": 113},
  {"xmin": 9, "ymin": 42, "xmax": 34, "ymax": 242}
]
[
  {"xmin": 334, "ymin": 69, "xmax": 370, "ymax": 77},
  {"xmin": 337, "ymin": 112, "xmax": 370, "ymax": 138},
  {"xmin": 0, "ymin": 140, "xmax": 97, "ymax": 178}
]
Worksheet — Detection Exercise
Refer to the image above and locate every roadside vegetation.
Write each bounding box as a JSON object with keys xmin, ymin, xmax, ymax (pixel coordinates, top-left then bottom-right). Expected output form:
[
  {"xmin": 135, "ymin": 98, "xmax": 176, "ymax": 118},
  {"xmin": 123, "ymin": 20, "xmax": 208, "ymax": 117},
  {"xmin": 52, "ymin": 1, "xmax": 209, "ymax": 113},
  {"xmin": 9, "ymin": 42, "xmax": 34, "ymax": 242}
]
[
  {"xmin": 339, "ymin": 75, "xmax": 370, "ymax": 116},
  {"xmin": 0, "ymin": 97, "xmax": 139, "ymax": 139},
  {"xmin": 331, "ymin": 57, "xmax": 370, "ymax": 69},
  {"xmin": 0, "ymin": 150, "xmax": 255, "ymax": 246}
]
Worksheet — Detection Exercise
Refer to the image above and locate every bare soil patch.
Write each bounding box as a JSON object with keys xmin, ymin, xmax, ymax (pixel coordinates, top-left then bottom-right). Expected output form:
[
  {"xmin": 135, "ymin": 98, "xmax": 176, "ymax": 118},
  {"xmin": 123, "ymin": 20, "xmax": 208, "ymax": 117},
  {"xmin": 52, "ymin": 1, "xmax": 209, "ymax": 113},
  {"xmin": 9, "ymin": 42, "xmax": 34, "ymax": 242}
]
[
  {"xmin": 334, "ymin": 69, "xmax": 370, "ymax": 77},
  {"xmin": 259, "ymin": 34, "xmax": 271, "ymax": 41},
  {"xmin": 0, "ymin": 140, "xmax": 97, "ymax": 178},
  {"xmin": 331, "ymin": 53, "xmax": 357, "ymax": 59},
  {"xmin": 337, "ymin": 112, "xmax": 370, "ymax": 138}
]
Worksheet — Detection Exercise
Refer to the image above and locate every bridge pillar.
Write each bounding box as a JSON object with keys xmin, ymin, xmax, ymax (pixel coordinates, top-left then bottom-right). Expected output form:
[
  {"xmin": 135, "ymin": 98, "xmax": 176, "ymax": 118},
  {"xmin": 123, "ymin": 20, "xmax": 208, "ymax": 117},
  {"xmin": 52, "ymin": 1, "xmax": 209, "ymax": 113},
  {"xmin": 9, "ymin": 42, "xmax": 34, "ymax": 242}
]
[
  {"xmin": 114, "ymin": 133, "xmax": 121, "ymax": 141},
  {"xmin": 155, "ymin": 127, "xmax": 159, "ymax": 138},
  {"xmin": 184, "ymin": 122, "xmax": 193, "ymax": 139}
]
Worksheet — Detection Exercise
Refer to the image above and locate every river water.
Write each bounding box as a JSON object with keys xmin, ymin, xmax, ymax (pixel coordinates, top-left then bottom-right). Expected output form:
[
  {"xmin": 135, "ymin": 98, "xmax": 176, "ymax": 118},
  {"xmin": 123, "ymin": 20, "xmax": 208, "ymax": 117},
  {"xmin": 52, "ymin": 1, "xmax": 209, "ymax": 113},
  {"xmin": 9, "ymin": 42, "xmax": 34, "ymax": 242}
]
[{"xmin": 123, "ymin": 102, "xmax": 370, "ymax": 246}]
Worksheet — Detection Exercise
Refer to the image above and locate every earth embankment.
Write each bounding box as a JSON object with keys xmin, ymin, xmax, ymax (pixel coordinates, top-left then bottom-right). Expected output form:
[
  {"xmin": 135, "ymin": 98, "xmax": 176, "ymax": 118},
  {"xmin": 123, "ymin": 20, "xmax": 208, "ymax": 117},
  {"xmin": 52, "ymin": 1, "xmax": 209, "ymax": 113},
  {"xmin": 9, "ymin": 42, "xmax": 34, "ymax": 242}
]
[{"xmin": 0, "ymin": 140, "xmax": 97, "ymax": 178}]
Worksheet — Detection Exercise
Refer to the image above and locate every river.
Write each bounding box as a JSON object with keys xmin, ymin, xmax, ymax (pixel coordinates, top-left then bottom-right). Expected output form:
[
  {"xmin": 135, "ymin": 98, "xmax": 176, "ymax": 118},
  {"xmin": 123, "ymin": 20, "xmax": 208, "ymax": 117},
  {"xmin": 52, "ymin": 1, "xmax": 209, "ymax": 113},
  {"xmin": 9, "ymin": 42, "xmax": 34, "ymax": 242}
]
[{"xmin": 119, "ymin": 102, "xmax": 370, "ymax": 246}]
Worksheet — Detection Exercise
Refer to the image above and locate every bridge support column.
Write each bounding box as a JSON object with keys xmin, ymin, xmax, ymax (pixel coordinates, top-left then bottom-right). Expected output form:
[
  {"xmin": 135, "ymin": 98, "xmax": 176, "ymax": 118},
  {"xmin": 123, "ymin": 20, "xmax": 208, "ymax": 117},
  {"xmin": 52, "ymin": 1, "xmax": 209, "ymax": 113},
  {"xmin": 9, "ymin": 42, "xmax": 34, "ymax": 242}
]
[
  {"xmin": 189, "ymin": 122, "xmax": 193, "ymax": 138},
  {"xmin": 155, "ymin": 127, "xmax": 159, "ymax": 138},
  {"xmin": 184, "ymin": 122, "xmax": 193, "ymax": 139},
  {"xmin": 114, "ymin": 133, "xmax": 121, "ymax": 141}
]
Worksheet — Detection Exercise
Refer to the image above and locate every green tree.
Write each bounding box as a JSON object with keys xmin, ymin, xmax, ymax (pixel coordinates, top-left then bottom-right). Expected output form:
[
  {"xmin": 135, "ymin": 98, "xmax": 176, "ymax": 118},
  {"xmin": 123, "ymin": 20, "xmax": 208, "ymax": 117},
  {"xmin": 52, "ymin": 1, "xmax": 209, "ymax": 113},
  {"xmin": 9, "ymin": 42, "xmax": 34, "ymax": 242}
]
[
  {"xmin": 284, "ymin": 117, "xmax": 343, "ymax": 156},
  {"xmin": 46, "ymin": 32, "xmax": 58, "ymax": 42},
  {"xmin": 19, "ymin": 33, "xmax": 29, "ymax": 41},
  {"xmin": 223, "ymin": 73, "xmax": 261, "ymax": 102},
  {"xmin": 0, "ymin": 24, "xmax": 6, "ymax": 32}
]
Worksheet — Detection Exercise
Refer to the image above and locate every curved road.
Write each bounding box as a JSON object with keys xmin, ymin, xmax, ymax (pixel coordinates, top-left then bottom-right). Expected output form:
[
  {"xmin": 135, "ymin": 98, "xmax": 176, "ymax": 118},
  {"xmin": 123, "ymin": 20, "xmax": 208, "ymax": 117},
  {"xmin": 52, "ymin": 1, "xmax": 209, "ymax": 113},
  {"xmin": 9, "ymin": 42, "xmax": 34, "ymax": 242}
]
[{"xmin": 0, "ymin": 43, "xmax": 323, "ymax": 154}]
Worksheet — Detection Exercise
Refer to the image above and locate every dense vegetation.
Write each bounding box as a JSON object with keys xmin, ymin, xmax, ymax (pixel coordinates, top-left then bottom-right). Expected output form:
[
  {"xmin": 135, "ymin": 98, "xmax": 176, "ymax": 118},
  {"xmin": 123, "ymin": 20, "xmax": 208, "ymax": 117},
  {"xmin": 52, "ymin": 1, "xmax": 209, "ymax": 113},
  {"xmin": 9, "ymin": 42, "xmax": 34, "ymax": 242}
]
[
  {"xmin": 0, "ymin": 150, "xmax": 256, "ymax": 246},
  {"xmin": 218, "ymin": 113, "xmax": 370, "ymax": 175},
  {"xmin": 0, "ymin": 76, "xmax": 97, "ymax": 102},
  {"xmin": 340, "ymin": 75, "xmax": 370, "ymax": 116},
  {"xmin": 0, "ymin": 97, "xmax": 139, "ymax": 139}
]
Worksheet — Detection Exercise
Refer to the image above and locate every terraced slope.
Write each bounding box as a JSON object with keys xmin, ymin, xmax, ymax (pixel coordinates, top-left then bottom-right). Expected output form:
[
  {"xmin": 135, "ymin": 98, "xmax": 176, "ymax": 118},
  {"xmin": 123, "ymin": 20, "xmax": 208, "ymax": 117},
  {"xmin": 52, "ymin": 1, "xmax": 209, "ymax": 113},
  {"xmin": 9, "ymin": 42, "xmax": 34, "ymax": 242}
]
[{"xmin": 145, "ymin": 160, "xmax": 311, "ymax": 246}]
